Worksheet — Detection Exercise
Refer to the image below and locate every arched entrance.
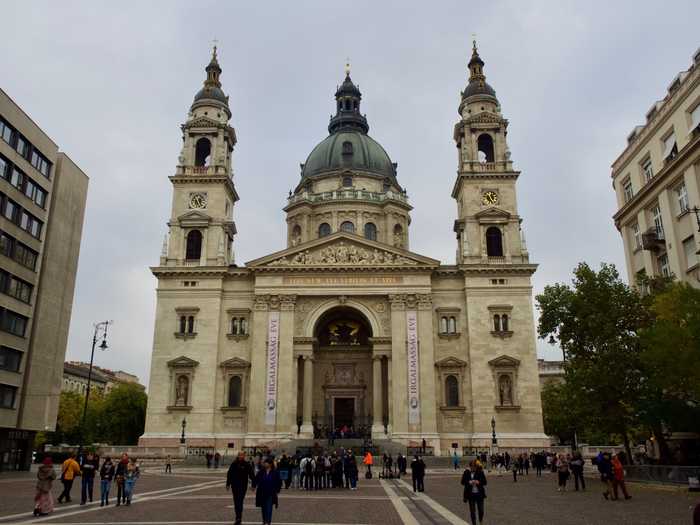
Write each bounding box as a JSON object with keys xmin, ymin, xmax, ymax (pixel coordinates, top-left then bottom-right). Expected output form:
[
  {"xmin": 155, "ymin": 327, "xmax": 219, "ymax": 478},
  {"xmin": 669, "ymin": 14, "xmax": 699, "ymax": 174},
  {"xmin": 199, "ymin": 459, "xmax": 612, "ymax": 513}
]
[{"xmin": 310, "ymin": 306, "xmax": 375, "ymax": 438}]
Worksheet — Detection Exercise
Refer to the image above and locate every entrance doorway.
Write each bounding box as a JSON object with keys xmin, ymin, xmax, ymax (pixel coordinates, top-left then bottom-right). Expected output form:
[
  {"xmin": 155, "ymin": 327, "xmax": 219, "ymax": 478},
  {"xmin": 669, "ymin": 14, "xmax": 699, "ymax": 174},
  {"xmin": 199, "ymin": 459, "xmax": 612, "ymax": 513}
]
[{"xmin": 334, "ymin": 397, "xmax": 355, "ymax": 428}]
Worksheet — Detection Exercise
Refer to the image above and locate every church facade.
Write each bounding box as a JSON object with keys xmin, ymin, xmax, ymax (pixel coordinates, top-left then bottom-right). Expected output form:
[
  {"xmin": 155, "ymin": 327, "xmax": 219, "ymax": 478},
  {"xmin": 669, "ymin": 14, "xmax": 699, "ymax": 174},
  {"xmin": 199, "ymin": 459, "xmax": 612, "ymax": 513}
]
[{"xmin": 140, "ymin": 44, "xmax": 548, "ymax": 454}]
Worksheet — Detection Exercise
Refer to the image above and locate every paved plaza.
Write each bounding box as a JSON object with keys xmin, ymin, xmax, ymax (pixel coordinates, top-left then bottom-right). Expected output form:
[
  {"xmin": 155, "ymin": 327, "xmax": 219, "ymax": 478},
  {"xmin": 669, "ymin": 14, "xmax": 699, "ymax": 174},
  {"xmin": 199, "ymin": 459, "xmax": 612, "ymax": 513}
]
[{"xmin": 0, "ymin": 467, "xmax": 698, "ymax": 525}]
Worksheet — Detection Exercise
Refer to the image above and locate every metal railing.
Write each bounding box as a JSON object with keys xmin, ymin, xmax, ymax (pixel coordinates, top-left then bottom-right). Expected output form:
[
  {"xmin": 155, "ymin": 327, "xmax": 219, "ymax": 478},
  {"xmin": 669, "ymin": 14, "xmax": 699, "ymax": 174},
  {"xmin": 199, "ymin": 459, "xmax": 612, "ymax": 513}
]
[
  {"xmin": 624, "ymin": 465, "xmax": 700, "ymax": 485},
  {"xmin": 287, "ymin": 189, "xmax": 409, "ymax": 206}
]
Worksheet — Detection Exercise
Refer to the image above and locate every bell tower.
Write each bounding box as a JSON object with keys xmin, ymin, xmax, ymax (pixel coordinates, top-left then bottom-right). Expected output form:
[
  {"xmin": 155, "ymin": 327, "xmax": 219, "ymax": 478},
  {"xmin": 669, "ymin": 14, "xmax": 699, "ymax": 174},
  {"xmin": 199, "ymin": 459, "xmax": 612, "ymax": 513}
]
[
  {"xmin": 161, "ymin": 46, "xmax": 239, "ymax": 268},
  {"xmin": 451, "ymin": 41, "xmax": 529, "ymax": 266}
]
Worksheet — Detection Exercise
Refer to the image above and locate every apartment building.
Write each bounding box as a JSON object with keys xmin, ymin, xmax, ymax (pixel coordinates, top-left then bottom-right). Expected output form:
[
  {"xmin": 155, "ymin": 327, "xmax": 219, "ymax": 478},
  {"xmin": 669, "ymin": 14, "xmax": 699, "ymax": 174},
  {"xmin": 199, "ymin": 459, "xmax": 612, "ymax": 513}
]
[
  {"xmin": 612, "ymin": 48, "xmax": 700, "ymax": 289},
  {"xmin": 0, "ymin": 89, "xmax": 88, "ymax": 471}
]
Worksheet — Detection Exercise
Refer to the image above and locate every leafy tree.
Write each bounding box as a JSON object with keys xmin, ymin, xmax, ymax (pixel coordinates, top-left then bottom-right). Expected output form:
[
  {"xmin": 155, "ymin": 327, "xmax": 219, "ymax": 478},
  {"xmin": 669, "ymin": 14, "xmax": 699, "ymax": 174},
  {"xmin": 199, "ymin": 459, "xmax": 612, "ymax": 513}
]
[
  {"xmin": 99, "ymin": 383, "xmax": 147, "ymax": 445},
  {"xmin": 536, "ymin": 263, "xmax": 651, "ymax": 461}
]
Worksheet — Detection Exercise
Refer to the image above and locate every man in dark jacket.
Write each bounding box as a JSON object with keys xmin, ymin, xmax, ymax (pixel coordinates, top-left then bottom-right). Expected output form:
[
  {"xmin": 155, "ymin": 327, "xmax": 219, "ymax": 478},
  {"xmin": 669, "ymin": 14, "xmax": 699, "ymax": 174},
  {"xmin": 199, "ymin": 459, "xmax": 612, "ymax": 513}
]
[
  {"xmin": 410, "ymin": 456, "xmax": 426, "ymax": 492},
  {"xmin": 461, "ymin": 461, "xmax": 487, "ymax": 525},
  {"xmin": 226, "ymin": 451, "xmax": 256, "ymax": 525},
  {"xmin": 597, "ymin": 452, "xmax": 615, "ymax": 500}
]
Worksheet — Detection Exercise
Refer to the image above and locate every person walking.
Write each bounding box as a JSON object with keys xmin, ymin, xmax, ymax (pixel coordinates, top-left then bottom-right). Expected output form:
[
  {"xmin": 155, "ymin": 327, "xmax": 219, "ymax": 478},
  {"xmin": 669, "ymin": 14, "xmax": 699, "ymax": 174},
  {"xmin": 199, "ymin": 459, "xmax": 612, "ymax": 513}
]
[
  {"xmin": 524, "ymin": 455, "xmax": 530, "ymax": 476},
  {"xmin": 363, "ymin": 450, "xmax": 373, "ymax": 479},
  {"xmin": 597, "ymin": 452, "xmax": 615, "ymax": 500},
  {"xmin": 165, "ymin": 454, "xmax": 172, "ymax": 474},
  {"xmin": 421, "ymin": 438, "xmax": 427, "ymax": 454},
  {"xmin": 115, "ymin": 453, "xmax": 129, "ymax": 506},
  {"xmin": 226, "ymin": 451, "xmax": 256, "ymax": 525},
  {"xmin": 556, "ymin": 454, "xmax": 570, "ymax": 492},
  {"xmin": 80, "ymin": 452, "xmax": 99, "ymax": 505},
  {"xmin": 254, "ymin": 458, "xmax": 282, "ymax": 525},
  {"xmin": 99, "ymin": 456, "xmax": 115, "ymax": 507},
  {"xmin": 397, "ymin": 453, "xmax": 407, "ymax": 478},
  {"xmin": 570, "ymin": 452, "xmax": 585, "ymax": 491},
  {"xmin": 34, "ymin": 457, "xmax": 57, "ymax": 516},
  {"xmin": 57, "ymin": 453, "xmax": 81, "ymax": 504},
  {"xmin": 347, "ymin": 454, "xmax": 359, "ymax": 490},
  {"xmin": 461, "ymin": 460, "xmax": 487, "ymax": 525},
  {"xmin": 123, "ymin": 458, "xmax": 140, "ymax": 505},
  {"xmin": 511, "ymin": 458, "xmax": 518, "ymax": 482},
  {"xmin": 411, "ymin": 455, "xmax": 425, "ymax": 492},
  {"xmin": 611, "ymin": 453, "xmax": 631, "ymax": 500},
  {"xmin": 452, "ymin": 451, "xmax": 460, "ymax": 471}
]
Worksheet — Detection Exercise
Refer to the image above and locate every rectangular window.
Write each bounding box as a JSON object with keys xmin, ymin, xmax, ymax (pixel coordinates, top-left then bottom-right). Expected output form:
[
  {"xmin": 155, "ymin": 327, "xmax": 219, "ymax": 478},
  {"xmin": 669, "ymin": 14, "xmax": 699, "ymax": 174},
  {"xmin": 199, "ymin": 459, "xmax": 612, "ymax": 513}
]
[
  {"xmin": 0, "ymin": 346, "xmax": 22, "ymax": 372},
  {"xmin": 3, "ymin": 199, "xmax": 16, "ymax": 222},
  {"xmin": 622, "ymin": 178, "xmax": 634, "ymax": 202},
  {"xmin": 15, "ymin": 136, "xmax": 28, "ymax": 158},
  {"xmin": 10, "ymin": 168, "xmax": 23, "ymax": 190},
  {"xmin": 0, "ymin": 384, "xmax": 17, "ymax": 408},
  {"xmin": 676, "ymin": 182, "xmax": 689, "ymax": 214},
  {"xmin": 0, "ymin": 119, "xmax": 12, "ymax": 144},
  {"xmin": 33, "ymin": 186, "xmax": 47, "ymax": 208},
  {"xmin": 683, "ymin": 236, "xmax": 698, "ymax": 269},
  {"xmin": 642, "ymin": 158, "xmax": 654, "ymax": 182},
  {"xmin": 651, "ymin": 204, "xmax": 664, "ymax": 236},
  {"xmin": 0, "ymin": 309, "xmax": 28, "ymax": 337},
  {"xmin": 662, "ymin": 133, "xmax": 678, "ymax": 161},
  {"xmin": 691, "ymin": 104, "xmax": 700, "ymax": 132},
  {"xmin": 6, "ymin": 276, "xmax": 32, "ymax": 303},
  {"xmin": 0, "ymin": 156, "xmax": 6, "ymax": 179},
  {"xmin": 14, "ymin": 242, "xmax": 37, "ymax": 270},
  {"xmin": 631, "ymin": 223, "xmax": 641, "ymax": 250},
  {"xmin": 0, "ymin": 231, "xmax": 12, "ymax": 258},
  {"xmin": 658, "ymin": 254, "xmax": 671, "ymax": 277}
]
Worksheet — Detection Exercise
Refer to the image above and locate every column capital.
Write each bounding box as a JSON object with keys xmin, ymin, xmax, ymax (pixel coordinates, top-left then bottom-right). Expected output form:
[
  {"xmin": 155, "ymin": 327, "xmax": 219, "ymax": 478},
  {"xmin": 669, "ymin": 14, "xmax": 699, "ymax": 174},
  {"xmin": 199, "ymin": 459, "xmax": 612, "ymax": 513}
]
[
  {"xmin": 302, "ymin": 354, "xmax": 315, "ymax": 362},
  {"xmin": 280, "ymin": 294, "xmax": 297, "ymax": 311},
  {"xmin": 417, "ymin": 293, "xmax": 432, "ymax": 310},
  {"xmin": 372, "ymin": 354, "xmax": 384, "ymax": 362},
  {"xmin": 389, "ymin": 294, "xmax": 406, "ymax": 311},
  {"xmin": 254, "ymin": 294, "xmax": 270, "ymax": 311}
]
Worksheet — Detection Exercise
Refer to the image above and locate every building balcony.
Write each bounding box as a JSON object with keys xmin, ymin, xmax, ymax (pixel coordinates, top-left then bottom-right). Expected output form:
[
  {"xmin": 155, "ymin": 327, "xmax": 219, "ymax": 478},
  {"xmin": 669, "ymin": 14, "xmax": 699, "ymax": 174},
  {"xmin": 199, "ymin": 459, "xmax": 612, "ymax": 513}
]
[
  {"xmin": 461, "ymin": 160, "xmax": 514, "ymax": 173},
  {"xmin": 176, "ymin": 165, "xmax": 233, "ymax": 178},
  {"xmin": 641, "ymin": 227, "xmax": 666, "ymax": 251},
  {"xmin": 487, "ymin": 256, "xmax": 507, "ymax": 264},
  {"xmin": 286, "ymin": 189, "xmax": 410, "ymax": 208}
]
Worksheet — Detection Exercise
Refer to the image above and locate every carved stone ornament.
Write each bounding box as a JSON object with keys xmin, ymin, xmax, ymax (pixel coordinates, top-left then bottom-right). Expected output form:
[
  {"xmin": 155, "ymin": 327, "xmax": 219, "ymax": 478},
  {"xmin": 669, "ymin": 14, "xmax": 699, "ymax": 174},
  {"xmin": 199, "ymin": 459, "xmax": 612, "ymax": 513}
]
[{"xmin": 267, "ymin": 241, "xmax": 418, "ymax": 267}]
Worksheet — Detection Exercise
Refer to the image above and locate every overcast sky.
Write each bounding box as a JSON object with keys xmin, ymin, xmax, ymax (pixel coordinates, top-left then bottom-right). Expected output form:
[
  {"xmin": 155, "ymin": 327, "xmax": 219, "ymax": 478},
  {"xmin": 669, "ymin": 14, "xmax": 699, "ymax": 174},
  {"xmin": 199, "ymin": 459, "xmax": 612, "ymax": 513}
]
[{"xmin": 3, "ymin": 1, "xmax": 698, "ymax": 386}]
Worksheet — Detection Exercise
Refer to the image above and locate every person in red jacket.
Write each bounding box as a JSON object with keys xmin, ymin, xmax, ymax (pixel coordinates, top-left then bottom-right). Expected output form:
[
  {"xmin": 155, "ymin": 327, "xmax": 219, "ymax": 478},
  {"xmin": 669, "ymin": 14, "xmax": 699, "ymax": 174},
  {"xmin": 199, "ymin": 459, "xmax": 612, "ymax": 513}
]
[{"xmin": 611, "ymin": 453, "xmax": 631, "ymax": 500}]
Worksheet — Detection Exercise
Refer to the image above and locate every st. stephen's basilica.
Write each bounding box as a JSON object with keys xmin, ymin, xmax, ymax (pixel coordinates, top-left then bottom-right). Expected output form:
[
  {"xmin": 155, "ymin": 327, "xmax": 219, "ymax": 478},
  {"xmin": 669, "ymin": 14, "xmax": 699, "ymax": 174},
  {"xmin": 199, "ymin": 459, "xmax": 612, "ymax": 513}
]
[{"xmin": 140, "ymin": 43, "xmax": 548, "ymax": 454}]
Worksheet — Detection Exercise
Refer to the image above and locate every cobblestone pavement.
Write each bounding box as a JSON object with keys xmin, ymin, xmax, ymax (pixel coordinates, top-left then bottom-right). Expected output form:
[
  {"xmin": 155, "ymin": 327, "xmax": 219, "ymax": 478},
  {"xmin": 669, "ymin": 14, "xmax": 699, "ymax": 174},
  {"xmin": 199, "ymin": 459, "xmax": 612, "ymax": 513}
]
[{"xmin": 0, "ymin": 467, "xmax": 698, "ymax": 524}]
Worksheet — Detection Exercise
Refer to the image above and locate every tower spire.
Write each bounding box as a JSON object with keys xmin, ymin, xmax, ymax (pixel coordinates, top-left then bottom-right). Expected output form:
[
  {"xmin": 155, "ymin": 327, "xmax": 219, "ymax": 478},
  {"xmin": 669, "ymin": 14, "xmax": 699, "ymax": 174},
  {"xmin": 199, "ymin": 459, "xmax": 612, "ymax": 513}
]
[{"xmin": 468, "ymin": 39, "xmax": 486, "ymax": 86}]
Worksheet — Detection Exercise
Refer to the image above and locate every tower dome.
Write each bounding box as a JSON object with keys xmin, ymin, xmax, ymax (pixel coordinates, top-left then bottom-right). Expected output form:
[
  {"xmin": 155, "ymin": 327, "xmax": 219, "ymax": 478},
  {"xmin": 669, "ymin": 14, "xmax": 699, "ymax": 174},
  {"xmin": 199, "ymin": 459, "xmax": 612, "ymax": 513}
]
[
  {"xmin": 299, "ymin": 66, "xmax": 398, "ymax": 183},
  {"xmin": 191, "ymin": 46, "xmax": 231, "ymax": 117},
  {"xmin": 459, "ymin": 41, "xmax": 498, "ymax": 113}
]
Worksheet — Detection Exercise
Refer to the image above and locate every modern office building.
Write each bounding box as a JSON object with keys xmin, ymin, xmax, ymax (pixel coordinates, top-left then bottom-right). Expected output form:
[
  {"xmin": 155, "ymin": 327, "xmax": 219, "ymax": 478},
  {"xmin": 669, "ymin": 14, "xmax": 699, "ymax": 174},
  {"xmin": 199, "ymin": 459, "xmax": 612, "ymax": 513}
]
[
  {"xmin": 0, "ymin": 89, "xmax": 88, "ymax": 471},
  {"xmin": 612, "ymin": 48, "xmax": 700, "ymax": 289}
]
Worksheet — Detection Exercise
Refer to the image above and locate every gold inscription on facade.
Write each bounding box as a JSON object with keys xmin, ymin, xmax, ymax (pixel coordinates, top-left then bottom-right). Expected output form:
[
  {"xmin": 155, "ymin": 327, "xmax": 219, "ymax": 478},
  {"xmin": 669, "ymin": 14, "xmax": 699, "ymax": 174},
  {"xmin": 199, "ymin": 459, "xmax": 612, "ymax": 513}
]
[{"xmin": 282, "ymin": 276, "xmax": 403, "ymax": 286}]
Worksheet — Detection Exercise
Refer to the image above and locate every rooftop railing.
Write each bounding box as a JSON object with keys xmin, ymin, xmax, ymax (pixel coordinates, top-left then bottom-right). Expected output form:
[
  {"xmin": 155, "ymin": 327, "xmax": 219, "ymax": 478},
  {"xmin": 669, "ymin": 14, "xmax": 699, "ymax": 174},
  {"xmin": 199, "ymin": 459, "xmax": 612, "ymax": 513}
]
[{"xmin": 287, "ymin": 189, "xmax": 409, "ymax": 206}]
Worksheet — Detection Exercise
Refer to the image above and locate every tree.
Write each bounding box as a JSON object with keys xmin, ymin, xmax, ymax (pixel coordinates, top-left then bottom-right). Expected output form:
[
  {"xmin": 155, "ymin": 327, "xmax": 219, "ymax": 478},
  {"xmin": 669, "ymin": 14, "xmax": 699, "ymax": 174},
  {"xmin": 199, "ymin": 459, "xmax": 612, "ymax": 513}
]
[
  {"xmin": 99, "ymin": 383, "xmax": 147, "ymax": 445},
  {"xmin": 536, "ymin": 263, "xmax": 651, "ymax": 460}
]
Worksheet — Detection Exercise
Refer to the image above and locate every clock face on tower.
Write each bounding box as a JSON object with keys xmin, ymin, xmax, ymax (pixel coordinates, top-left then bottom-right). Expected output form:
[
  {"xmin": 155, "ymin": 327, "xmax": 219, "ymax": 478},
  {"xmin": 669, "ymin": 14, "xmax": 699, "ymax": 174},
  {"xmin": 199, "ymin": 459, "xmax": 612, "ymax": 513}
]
[
  {"xmin": 189, "ymin": 193, "xmax": 207, "ymax": 209},
  {"xmin": 481, "ymin": 191, "xmax": 499, "ymax": 206}
]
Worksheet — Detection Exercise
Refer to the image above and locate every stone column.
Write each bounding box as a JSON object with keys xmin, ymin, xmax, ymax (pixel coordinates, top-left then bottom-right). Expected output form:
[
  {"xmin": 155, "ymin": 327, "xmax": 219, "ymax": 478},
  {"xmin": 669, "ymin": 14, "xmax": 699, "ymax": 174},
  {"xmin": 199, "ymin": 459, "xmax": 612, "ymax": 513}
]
[
  {"xmin": 301, "ymin": 355, "xmax": 314, "ymax": 436},
  {"xmin": 247, "ymin": 295, "xmax": 271, "ymax": 434},
  {"xmin": 417, "ymin": 293, "xmax": 439, "ymax": 454},
  {"xmin": 371, "ymin": 355, "xmax": 384, "ymax": 437},
  {"xmin": 386, "ymin": 357, "xmax": 393, "ymax": 435},
  {"xmin": 277, "ymin": 295, "xmax": 296, "ymax": 436},
  {"xmin": 389, "ymin": 294, "xmax": 408, "ymax": 437}
]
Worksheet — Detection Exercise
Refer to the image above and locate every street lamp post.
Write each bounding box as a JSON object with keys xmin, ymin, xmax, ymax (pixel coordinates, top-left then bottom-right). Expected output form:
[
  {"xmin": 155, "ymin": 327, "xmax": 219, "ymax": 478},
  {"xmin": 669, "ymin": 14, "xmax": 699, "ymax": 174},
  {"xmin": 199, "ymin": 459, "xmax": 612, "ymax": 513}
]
[
  {"xmin": 491, "ymin": 416, "xmax": 498, "ymax": 446},
  {"xmin": 79, "ymin": 320, "xmax": 112, "ymax": 454},
  {"xmin": 180, "ymin": 417, "xmax": 187, "ymax": 444}
]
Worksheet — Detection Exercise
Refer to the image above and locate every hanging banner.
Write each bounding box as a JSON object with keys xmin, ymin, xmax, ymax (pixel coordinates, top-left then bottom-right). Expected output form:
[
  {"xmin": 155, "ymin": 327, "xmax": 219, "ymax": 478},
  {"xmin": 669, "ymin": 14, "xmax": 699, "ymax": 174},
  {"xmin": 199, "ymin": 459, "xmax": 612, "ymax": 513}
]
[
  {"xmin": 406, "ymin": 310, "xmax": 421, "ymax": 425},
  {"xmin": 265, "ymin": 311, "xmax": 280, "ymax": 425}
]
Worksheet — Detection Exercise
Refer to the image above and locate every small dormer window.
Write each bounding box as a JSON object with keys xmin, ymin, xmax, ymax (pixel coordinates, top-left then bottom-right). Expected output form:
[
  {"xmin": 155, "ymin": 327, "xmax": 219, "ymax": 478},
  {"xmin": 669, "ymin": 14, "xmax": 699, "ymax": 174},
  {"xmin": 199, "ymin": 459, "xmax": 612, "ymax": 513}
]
[
  {"xmin": 342, "ymin": 141, "xmax": 353, "ymax": 155},
  {"xmin": 342, "ymin": 175, "xmax": 353, "ymax": 187}
]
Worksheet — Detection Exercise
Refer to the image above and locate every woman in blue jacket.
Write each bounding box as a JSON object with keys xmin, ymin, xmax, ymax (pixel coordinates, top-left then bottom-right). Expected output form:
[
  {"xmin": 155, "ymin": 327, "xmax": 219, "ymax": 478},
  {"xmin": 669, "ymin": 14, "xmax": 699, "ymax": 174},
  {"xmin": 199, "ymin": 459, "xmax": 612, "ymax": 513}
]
[{"xmin": 254, "ymin": 458, "xmax": 282, "ymax": 525}]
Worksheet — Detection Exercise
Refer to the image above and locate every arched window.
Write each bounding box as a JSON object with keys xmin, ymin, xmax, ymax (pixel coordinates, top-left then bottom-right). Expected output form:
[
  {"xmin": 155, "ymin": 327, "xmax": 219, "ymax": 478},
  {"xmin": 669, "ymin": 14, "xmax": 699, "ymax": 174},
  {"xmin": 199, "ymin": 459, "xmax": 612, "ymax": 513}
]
[
  {"xmin": 344, "ymin": 99, "xmax": 351, "ymax": 111},
  {"xmin": 228, "ymin": 376, "xmax": 242, "ymax": 407},
  {"xmin": 445, "ymin": 375, "xmax": 459, "ymax": 407},
  {"xmin": 383, "ymin": 179, "xmax": 391, "ymax": 192},
  {"xmin": 448, "ymin": 316, "xmax": 456, "ymax": 334},
  {"xmin": 501, "ymin": 314, "xmax": 509, "ymax": 332},
  {"xmin": 364, "ymin": 222, "xmax": 377, "ymax": 241},
  {"xmin": 342, "ymin": 175, "xmax": 353, "ymax": 187},
  {"xmin": 340, "ymin": 221, "xmax": 355, "ymax": 234},
  {"xmin": 291, "ymin": 224, "xmax": 302, "ymax": 245},
  {"xmin": 440, "ymin": 316, "xmax": 448, "ymax": 334},
  {"xmin": 393, "ymin": 224, "xmax": 404, "ymax": 248},
  {"xmin": 477, "ymin": 134, "xmax": 495, "ymax": 163},
  {"xmin": 318, "ymin": 223, "xmax": 331, "ymax": 237},
  {"xmin": 493, "ymin": 314, "xmax": 501, "ymax": 332},
  {"xmin": 486, "ymin": 227, "xmax": 503, "ymax": 257},
  {"xmin": 179, "ymin": 316, "xmax": 187, "ymax": 334},
  {"xmin": 186, "ymin": 230, "xmax": 203, "ymax": 260},
  {"xmin": 187, "ymin": 316, "xmax": 195, "ymax": 334},
  {"xmin": 195, "ymin": 138, "xmax": 211, "ymax": 167},
  {"xmin": 231, "ymin": 317, "xmax": 239, "ymax": 335}
]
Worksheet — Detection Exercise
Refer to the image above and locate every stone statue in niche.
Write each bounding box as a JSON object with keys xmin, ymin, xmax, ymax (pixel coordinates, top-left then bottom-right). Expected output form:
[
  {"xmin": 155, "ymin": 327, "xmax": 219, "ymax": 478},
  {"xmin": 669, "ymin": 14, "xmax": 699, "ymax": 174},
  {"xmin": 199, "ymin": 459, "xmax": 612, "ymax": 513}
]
[
  {"xmin": 498, "ymin": 375, "xmax": 513, "ymax": 406},
  {"xmin": 176, "ymin": 375, "xmax": 189, "ymax": 406}
]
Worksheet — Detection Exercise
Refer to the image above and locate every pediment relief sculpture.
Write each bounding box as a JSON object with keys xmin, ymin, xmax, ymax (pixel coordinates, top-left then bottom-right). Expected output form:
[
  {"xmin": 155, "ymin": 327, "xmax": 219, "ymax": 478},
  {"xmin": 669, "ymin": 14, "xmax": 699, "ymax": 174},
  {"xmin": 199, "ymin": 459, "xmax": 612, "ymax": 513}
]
[{"xmin": 267, "ymin": 241, "xmax": 418, "ymax": 267}]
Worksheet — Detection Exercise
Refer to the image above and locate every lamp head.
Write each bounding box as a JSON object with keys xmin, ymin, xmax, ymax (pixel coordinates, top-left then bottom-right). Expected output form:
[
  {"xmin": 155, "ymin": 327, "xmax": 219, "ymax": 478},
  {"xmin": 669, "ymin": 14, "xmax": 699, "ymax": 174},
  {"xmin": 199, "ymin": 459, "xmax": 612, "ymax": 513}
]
[{"xmin": 99, "ymin": 338, "xmax": 108, "ymax": 351}]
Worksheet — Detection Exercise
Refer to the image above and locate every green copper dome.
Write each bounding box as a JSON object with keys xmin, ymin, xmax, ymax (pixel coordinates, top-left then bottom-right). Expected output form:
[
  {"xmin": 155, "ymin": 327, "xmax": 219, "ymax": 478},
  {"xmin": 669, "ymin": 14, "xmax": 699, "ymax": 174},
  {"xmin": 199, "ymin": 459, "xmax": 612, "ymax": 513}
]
[{"xmin": 302, "ymin": 131, "xmax": 395, "ymax": 179}]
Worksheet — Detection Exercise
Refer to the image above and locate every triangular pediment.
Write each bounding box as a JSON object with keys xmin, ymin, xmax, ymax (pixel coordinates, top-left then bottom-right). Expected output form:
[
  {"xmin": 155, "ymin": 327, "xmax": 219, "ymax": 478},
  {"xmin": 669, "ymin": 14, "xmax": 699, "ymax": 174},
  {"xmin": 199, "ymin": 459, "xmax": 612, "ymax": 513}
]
[
  {"xmin": 246, "ymin": 232, "xmax": 440, "ymax": 269},
  {"xmin": 435, "ymin": 356, "xmax": 468, "ymax": 368},
  {"xmin": 488, "ymin": 354, "xmax": 520, "ymax": 368},
  {"xmin": 175, "ymin": 210, "xmax": 212, "ymax": 226},
  {"xmin": 184, "ymin": 116, "xmax": 221, "ymax": 129},
  {"xmin": 167, "ymin": 356, "xmax": 200, "ymax": 368},
  {"xmin": 474, "ymin": 207, "xmax": 511, "ymax": 220},
  {"xmin": 219, "ymin": 357, "xmax": 251, "ymax": 369}
]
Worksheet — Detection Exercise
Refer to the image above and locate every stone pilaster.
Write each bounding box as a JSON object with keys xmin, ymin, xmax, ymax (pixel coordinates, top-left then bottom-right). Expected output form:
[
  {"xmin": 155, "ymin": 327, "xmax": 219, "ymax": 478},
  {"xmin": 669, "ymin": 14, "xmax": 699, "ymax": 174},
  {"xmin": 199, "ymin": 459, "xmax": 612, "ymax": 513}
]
[
  {"xmin": 277, "ymin": 294, "xmax": 297, "ymax": 435},
  {"xmin": 371, "ymin": 355, "xmax": 384, "ymax": 437},
  {"xmin": 388, "ymin": 294, "xmax": 407, "ymax": 436},
  {"xmin": 301, "ymin": 355, "xmax": 314, "ymax": 436},
  {"xmin": 417, "ymin": 293, "xmax": 438, "ymax": 448},
  {"xmin": 246, "ymin": 295, "xmax": 270, "ymax": 434}
]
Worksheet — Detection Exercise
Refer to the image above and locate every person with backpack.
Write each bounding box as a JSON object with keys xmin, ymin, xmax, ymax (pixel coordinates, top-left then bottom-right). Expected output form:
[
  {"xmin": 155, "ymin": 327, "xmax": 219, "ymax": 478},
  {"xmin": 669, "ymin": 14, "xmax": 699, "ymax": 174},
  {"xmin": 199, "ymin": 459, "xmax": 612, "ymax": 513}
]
[
  {"xmin": 597, "ymin": 452, "xmax": 615, "ymax": 500},
  {"xmin": 57, "ymin": 453, "xmax": 81, "ymax": 504},
  {"xmin": 303, "ymin": 455, "xmax": 315, "ymax": 490},
  {"xmin": 114, "ymin": 453, "xmax": 129, "ymax": 506},
  {"xmin": 461, "ymin": 460, "xmax": 487, "ymax": 525},
  {"xmin": 99, "ymin": 456, "xmax": 115, "ymax": 507}
]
